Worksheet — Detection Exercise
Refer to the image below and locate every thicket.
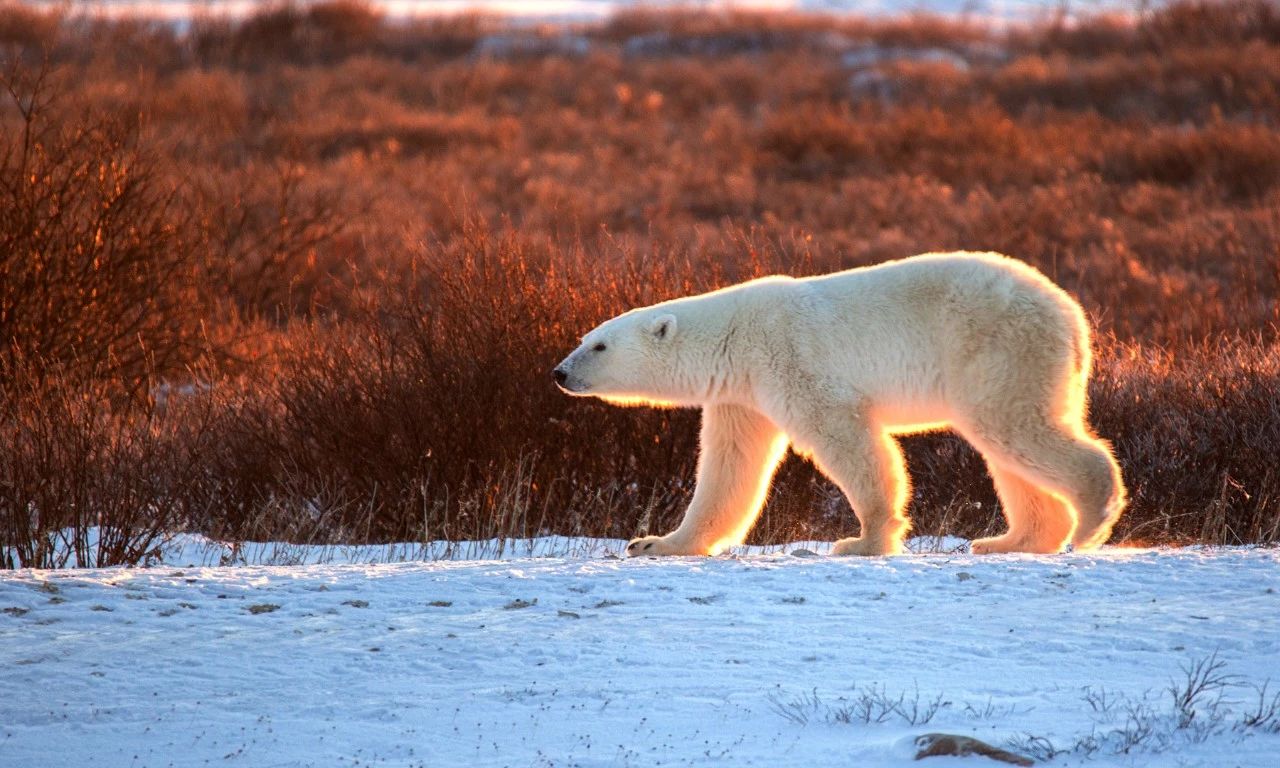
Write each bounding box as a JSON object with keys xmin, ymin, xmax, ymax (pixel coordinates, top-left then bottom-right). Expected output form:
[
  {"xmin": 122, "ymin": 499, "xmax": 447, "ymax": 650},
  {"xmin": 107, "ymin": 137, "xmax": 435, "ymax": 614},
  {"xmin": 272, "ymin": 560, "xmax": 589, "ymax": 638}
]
[{"xmin": 1, "ymin": 0, "xmax": 1277, "ymax": 567}]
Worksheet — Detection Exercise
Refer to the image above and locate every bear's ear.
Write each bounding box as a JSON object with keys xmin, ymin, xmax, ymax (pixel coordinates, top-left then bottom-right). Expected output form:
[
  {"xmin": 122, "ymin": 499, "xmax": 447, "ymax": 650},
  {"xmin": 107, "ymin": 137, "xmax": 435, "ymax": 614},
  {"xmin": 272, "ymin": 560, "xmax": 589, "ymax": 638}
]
[{"xmin": 648, "ymin": 313, "xmax": 677, "ymax": 342}]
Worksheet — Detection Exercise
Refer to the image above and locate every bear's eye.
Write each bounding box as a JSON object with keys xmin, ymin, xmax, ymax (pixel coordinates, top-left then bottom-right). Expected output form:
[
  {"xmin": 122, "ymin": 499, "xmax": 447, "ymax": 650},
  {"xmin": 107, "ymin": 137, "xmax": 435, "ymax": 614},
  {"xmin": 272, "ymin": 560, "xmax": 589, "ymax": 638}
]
[{"xmin": 592, "ymin": 343, "xmax": 606, "ymax": 352}]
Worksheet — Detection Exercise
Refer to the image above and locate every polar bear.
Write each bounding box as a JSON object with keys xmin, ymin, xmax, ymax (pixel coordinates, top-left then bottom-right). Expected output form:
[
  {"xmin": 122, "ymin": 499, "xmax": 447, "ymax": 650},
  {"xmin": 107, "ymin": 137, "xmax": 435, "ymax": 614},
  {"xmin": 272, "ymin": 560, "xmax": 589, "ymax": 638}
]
[{"xmin": 553, "ymin": 252, "xmax": 1126, "ymax": 557}]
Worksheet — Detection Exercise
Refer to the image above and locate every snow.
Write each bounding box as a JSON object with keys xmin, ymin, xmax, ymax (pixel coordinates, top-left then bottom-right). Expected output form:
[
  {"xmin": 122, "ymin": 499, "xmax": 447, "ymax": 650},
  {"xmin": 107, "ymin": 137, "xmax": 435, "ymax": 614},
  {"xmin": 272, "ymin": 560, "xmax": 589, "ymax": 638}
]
[{"xmin": 3, "ymin": 540, "xmax": 1279, "ymax": 767}]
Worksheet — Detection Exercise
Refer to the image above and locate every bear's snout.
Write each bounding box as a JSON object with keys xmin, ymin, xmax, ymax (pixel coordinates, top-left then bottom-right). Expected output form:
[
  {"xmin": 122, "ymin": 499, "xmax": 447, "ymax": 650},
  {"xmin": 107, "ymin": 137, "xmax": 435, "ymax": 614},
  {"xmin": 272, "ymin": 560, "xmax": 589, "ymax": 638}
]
[{"xmin": 552, "ymin": 367, "xmax": 568, "ymax": 386}]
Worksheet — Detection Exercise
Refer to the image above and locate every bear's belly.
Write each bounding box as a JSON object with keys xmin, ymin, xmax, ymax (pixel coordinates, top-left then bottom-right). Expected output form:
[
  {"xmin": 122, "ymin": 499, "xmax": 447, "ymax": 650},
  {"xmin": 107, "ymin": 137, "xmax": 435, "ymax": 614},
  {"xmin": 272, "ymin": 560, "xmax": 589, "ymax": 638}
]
[{"xmin": 870, "ymin": 399, "xmax": 953, "ymax": 435}]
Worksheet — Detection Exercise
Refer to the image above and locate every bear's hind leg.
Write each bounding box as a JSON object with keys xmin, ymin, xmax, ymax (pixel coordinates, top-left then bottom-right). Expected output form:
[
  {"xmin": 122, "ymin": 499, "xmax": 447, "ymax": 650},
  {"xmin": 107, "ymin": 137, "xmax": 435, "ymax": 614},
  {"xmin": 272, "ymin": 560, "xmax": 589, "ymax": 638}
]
[
  {"xmin": 961, "ymin": 414, "xmax": 1125, "ymax": 552},
  {"xmin": 799, "ymin": 420, "xmax": 910, "ymax": 556},
  {"xmin": 1061, "ymin": 434, "xmax": 1126, "ymax": 550},
  {"xmin": 627, "ymin": 404, "xmax": 787, "ymax": 557},
  {"xmin": 972, "ymin": 460, "xmax": 1076, "ymax": 555}
]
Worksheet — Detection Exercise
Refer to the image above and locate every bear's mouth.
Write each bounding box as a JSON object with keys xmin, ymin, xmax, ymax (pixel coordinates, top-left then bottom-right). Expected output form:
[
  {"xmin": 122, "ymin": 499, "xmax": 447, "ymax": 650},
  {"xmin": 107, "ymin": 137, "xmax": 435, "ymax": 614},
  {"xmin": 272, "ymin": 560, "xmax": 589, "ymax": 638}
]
[
  {"xmin": 553, "ymin": 357, "xmax": 591, "ymax": 395},
  {"xmin": 556, "ymin": 379, "xmax": 590, "ymax": 395}
]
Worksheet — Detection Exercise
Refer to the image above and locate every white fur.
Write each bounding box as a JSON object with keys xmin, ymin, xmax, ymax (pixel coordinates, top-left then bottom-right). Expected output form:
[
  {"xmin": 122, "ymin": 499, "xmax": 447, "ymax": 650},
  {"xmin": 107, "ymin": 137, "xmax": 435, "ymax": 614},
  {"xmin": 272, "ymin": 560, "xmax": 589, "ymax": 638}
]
[{"xmin": 554, "ymin": 252, "xmax": 1126, "ymax": 557}]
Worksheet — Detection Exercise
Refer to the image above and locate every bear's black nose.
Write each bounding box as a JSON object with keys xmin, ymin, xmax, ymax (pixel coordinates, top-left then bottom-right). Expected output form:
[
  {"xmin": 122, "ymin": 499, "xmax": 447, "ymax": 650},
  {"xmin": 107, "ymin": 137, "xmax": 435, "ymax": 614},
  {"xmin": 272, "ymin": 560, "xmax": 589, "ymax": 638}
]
[{"xmin": 552, "ymin": 368, "xmax": 568, "ymax": 386}]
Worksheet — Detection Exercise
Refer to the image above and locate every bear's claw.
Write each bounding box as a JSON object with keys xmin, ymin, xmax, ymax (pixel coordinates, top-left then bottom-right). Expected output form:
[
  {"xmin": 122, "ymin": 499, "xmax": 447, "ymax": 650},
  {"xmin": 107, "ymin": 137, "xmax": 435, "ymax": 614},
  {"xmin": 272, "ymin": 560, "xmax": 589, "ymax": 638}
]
[
  {"xmin": 625, "ymin": 535, "xmax": 703, "ymax": 557},
  {"xmin": 626, "ymin": 536, "xmax": 660, "ymax": 556}
]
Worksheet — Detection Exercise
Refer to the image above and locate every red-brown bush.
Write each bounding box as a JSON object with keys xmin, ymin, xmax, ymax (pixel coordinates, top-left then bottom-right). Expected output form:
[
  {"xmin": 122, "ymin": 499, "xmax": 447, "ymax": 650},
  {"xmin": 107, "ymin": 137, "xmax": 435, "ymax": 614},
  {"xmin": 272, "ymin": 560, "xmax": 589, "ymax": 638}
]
[{"xmin": 1, "ymin": 1, "xmax": 1277, "ymax": 566}]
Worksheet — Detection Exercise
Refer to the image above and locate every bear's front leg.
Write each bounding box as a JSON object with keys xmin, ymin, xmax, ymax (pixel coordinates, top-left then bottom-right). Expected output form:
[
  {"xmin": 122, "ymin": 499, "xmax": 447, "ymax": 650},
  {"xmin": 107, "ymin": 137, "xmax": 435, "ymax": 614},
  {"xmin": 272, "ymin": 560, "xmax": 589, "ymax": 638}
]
[{"xmin": 625, "ymin": 404, "xmax": 788, "ymax": 558}]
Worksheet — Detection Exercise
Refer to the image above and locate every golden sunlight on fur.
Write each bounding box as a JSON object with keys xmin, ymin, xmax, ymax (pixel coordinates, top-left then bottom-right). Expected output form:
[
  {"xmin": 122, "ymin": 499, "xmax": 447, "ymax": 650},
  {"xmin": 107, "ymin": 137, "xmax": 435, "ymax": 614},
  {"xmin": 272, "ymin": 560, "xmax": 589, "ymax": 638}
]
[{"xmin": 558, "ymin": 252, "xmax": 1127, "ymax": 558}]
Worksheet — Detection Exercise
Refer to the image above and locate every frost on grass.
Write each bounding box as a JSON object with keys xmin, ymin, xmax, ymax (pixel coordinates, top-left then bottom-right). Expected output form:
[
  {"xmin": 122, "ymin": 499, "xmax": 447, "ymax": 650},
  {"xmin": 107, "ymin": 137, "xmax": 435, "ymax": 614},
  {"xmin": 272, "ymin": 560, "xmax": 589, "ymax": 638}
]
[
  {"xmin": 770, "ymin": 654, "xmax": 1280, "ymax": 763},
  {"xmin": 767, "ymin": 683, "xmax": 948, "ymax": 727},
  {"xmin": 1009, "ymin": 653, "xmax": 1280, "ymax": 760}
]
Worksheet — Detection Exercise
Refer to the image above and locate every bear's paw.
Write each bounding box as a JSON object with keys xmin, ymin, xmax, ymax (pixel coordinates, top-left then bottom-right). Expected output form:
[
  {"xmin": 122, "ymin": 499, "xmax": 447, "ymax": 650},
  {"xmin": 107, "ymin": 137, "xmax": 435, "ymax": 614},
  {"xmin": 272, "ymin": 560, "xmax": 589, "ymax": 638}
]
[
  {"xmin": 625, "ymin": 535, "xmax": 704, "ymax": 557},
  {"xmin": 831, "ymin": 536, "xmax": 903, "ymax": 557}
]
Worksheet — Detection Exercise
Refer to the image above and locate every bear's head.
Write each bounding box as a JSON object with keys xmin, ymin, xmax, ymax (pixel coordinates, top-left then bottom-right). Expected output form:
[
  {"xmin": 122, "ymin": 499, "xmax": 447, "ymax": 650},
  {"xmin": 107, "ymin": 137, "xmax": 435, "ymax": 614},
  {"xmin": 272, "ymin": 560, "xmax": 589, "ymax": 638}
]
[{"xmin": 553, "ymin": 308, "xmax": 684, "ymax": 407}]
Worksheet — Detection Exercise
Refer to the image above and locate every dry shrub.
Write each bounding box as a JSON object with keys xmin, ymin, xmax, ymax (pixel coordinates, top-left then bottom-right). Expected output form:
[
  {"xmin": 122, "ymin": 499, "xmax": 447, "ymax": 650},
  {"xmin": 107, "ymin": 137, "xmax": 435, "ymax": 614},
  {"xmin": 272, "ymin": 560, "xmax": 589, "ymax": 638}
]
[
  {"xmin": 186, "ymin": 159, "xmax": 353, "ymax": 321},
  {"xmin": 306, "ymin": 0, "xmax": 383, "ymax": 47},
  {"xmin": 191, "ymin": 0, "xmax": 386, "ymax": 67},
  {"xmin": 760, "ymin": 102, "xmax": 1073, "ymax": 189},
  {"xmin": 1020, "ymin": 0, "xmax": 1280, "ymax": 57},
  {"xmin": 0, "ymin": 66, "xmax": 207, "ymax": 392},
  {"xmin": 1102, "ymin": 123, "xmax": 1280, "ymax": 200},
  {"xmin": 277, "ymin": 104, "xmax": 517, "ymax": 160},
  {"xmin": 1092, "ymin": 337, "xmax": 1280, "ymax": 545},
  {"xmin": 0, "ymin": 4, "xmax": 60, "ymax": 49},
  {"xmin": 2, "ymin": 0, "xmax": 1280, "ymax": 565},
  {"xmin": 151, "ymin": 68, "xmax": 249, "ymax": 152},
  {"xmin": 989, "ymin": 43, "xmax": 1280, "ymax": 122},
  {"xmin": 0, "ymin": 359, "xmax": 217, "ymax": 569},
  {"xmin": 760, "ymin": 102, "xmax": 872, "ymax": 167},
  {"xmin": 191, "ymin": 223, "xmax": 707, "ymax": 543},
  {"xmin": 1139, "ymin": 0, "xmax": 1280, "ymax": 50}
]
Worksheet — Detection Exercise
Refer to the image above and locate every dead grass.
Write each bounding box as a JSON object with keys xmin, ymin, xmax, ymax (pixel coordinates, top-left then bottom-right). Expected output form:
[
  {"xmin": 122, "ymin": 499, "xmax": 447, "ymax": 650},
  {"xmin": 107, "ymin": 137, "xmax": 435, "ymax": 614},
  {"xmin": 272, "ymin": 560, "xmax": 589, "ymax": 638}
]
[{"xmin": 0, "ymin": 0, "xmax": 1278, "ymax": 566}]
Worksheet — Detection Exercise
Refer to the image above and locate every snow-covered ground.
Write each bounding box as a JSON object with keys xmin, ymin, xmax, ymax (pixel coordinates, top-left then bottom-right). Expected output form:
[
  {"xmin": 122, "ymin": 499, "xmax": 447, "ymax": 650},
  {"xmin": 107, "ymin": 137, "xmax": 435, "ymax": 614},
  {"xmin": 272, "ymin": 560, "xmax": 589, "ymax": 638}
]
[{"xmin": 3, "ymin": 540, "xmax": 1279, "ymax": 767}]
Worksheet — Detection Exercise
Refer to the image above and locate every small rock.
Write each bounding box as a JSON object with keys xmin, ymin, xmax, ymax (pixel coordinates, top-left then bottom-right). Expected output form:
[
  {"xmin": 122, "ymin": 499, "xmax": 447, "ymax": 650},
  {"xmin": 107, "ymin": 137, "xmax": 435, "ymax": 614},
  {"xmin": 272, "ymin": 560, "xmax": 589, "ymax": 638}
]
[
  {"xmin": 790, "ymin": 549, "xmax": 819, "ymax": 558},
  {"xmin": 841, "ymin": 44, "xmax": 971, "ymax": 72},
  {"xmin": 247, "ymin": 603, "xmax": 280, "ymax": 615},
  {"xmin": 503, "ymin": 598, "xmax": 536, "ymax": 610},
  {"xmin": 427, "ymin": 600, "xmax": 452, "ymax": 607},
  {"xmin": 557, "ymin": 610, "xmax": 581, "ymax": 619},
  {"xmin": 957, "ymin": 572, "xmax": 974, "ymax": 582},
  {"xmin": 473, "ymin": 33, "xmax": 590, "ymax": 60},
  {"xmin": 913, "ymin": 733, "xmax": 1033, "ymax": 766},
  {"xmin": 342, "ymin": 600, "xmax": 369, "ymax": 609}
]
